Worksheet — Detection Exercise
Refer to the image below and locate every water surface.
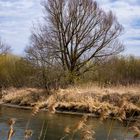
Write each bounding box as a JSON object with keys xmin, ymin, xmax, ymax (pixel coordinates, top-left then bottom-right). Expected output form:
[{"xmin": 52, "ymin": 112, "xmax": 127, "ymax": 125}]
[{"xmin": 0, "ymin": 105, "xmax": 139, "ymax": 140}]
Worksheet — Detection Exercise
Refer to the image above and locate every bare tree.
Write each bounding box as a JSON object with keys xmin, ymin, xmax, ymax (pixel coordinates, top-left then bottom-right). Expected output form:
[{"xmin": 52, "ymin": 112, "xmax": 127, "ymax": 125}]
[
  {"xmin": 27, "ymin": 0, "xmax": 124, "ymax": 83},
  {"xmin": 26, "ymin": 29, "xmax": 61, "ymax": 89},
  {"xmin": 0, "ymin": 37, "xmax": 11, "ymax": 55}
]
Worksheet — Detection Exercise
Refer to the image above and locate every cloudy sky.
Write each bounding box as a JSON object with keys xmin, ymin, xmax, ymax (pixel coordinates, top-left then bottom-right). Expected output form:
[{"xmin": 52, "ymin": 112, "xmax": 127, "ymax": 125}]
[{"xmin": 0, "ymin": 0, "xmax": 140, "ymax": 56}]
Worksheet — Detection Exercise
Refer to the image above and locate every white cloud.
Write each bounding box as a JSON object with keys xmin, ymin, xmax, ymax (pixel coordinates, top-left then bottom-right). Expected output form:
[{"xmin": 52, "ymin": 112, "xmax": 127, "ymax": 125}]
[
  {"xmin": 0, "ymin": 0, "xmax": 33, "ymax": 9},
  {"xmin": 0, "ymin": 0, "xmax": 140, "ymax": 56},
  {"xmin": 98, "ymin": 0, "xmax": 140, "ymax": 56},
  {"xmin": 0, "ymin": 0, "xmax": 42, "ymax": 54}
]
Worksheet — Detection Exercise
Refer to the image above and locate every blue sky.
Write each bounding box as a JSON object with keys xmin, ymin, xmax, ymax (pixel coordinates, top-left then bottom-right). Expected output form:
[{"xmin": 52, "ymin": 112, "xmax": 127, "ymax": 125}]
[{"xmin": 0, "ymin": 0, "xmax": 140, "ymax": 56}]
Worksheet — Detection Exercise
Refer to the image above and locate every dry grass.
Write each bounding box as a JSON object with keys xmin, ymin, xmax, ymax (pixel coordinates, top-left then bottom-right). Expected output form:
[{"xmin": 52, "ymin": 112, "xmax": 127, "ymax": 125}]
[
  {"xmin": 7, "ymin": 118, "xmax": 16, "ymax": 140},
  {"xmin": 60, "ymin": 115, "xmax": 95, "ymax": 140},
  {"xmin": 56, "ymin": 83, "xmax": 140, "ymax": 96},
  {"xmin": 1, "ymin": 84, "xmax": 140, "ymax": 120},
  {"xmin": 1, "ymin": 87, "xmax": 48, "ymax": 106},
  {"xmin": 45, "ymin": 85, "xmax": 139, "ymax": 122}
]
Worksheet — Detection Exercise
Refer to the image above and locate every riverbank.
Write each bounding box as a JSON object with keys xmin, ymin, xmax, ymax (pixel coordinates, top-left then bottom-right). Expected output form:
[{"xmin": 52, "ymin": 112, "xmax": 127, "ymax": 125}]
[{"xmin": 0, "ymin": 84, "xmax": 140, "ymax": 121}]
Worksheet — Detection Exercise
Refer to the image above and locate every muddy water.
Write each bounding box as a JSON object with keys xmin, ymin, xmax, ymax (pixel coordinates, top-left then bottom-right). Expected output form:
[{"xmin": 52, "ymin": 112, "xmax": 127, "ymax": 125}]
[{"xmin": 0, "ymin": 106, "xmax": 139, "ymax": 140}]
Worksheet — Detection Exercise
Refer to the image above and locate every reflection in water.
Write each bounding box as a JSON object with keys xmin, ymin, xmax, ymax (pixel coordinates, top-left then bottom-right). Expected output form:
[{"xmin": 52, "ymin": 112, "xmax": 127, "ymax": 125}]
[{"xmin": 0, "ymin": 106, "xmax": 139, "ymax": 140}]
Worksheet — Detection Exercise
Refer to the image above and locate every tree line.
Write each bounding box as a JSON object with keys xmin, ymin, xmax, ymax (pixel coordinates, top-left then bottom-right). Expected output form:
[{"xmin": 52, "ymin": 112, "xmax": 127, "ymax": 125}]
[
  {"xmin": 80, "ymin": 56, "xmax": 140, "ymax": 86},
  {"xmin": 0, "ymin": 53, "xmax": 139, "ymax": 89}
]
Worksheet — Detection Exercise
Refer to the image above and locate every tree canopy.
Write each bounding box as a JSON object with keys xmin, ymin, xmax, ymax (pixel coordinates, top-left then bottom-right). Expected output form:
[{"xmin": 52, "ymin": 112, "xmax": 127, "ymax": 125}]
[{"xmin": 26, "ymin": 0, "xmax": 124, "ymax": 83}]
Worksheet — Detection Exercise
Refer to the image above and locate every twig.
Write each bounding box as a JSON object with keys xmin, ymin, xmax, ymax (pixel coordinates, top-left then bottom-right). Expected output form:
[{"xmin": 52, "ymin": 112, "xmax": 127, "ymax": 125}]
[
  {"xmin": 38, "ymin": 120, "xmax": 45, "ymax": 140},
  {"xmin": 123, "ymin": 111, "xmax": 136, "ymax": 140},
  {"xmin": 107, "ymin": 119, "xmax": 115, "ymax": 140},
  {"xmin": 43, "ymin": 121, "xmax": 48, "ymax": 140}
]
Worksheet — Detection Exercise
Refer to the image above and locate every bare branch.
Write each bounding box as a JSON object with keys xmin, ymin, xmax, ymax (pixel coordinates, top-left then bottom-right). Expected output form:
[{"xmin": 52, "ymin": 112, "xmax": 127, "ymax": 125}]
[
  {"xmin": 0, "ymin": 38, "xmax": 11, "ymax": 55},
  {"xmin": 26, "ymin": 0, "xmax": 124, "ymax": 81}
]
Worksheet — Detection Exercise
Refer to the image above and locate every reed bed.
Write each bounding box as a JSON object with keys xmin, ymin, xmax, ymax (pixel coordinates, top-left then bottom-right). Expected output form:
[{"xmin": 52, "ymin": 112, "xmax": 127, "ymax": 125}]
[{"xmin": 1, "ymin": 85, "xmax": 140, "ymax": 119}]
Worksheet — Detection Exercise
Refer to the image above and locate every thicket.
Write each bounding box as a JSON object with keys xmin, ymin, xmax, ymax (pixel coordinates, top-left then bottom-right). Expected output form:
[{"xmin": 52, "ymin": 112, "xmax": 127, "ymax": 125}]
[
  {"xmin": 0, "ymin": 54, "xmax": 139, "ymax": 89},
  {"xmin": 81, "ymin": 56, "xmax": 140, "ymax": 86},
  {"xmin": 0, "ymin": 54, "xmax": 36, "ymax": 88}
]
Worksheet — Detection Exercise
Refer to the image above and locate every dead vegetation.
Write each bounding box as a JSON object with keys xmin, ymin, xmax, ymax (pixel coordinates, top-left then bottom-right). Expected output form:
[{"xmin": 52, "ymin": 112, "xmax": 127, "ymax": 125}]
[
  {"xmin": 1, "ymin": 84, "xmax": 140, "ymax": 140},
  {"xmin": 7, "ymin": 118, "xmax": 16, "ymax": 140},
  {"xmin": 1, "ymin": 87, "xmax": 48, "ymax": 106},
  {"xmin": 1, "ymin": 84, "xmax": 140, "ymax": 121},
  {"xmin": 60, "ymin": 115, "xmax": 95, "ymax": 140}
]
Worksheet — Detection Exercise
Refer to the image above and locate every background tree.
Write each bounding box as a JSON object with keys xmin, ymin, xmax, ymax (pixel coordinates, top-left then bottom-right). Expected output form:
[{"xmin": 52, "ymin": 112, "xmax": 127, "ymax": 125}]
[
  {"xmin": 80, "ymin": 56, "xmax": 140, "ymax": 86},
  {"xmin": 0, "ymin": 37, "xmax": 11, "ymax": 55},
  {"xmin": 26, "ymin": 0, "xmax": 124, "ymax": 84},
  {"xmin": 0, "ymin": 54, "xmax": 37, "ymax": 88}
]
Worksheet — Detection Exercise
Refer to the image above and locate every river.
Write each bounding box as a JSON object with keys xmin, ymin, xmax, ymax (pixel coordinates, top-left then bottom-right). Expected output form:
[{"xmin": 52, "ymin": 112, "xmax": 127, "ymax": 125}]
[{"xmin": 0, "ymin": 105, "xmax": 139, "ymax": 140}]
